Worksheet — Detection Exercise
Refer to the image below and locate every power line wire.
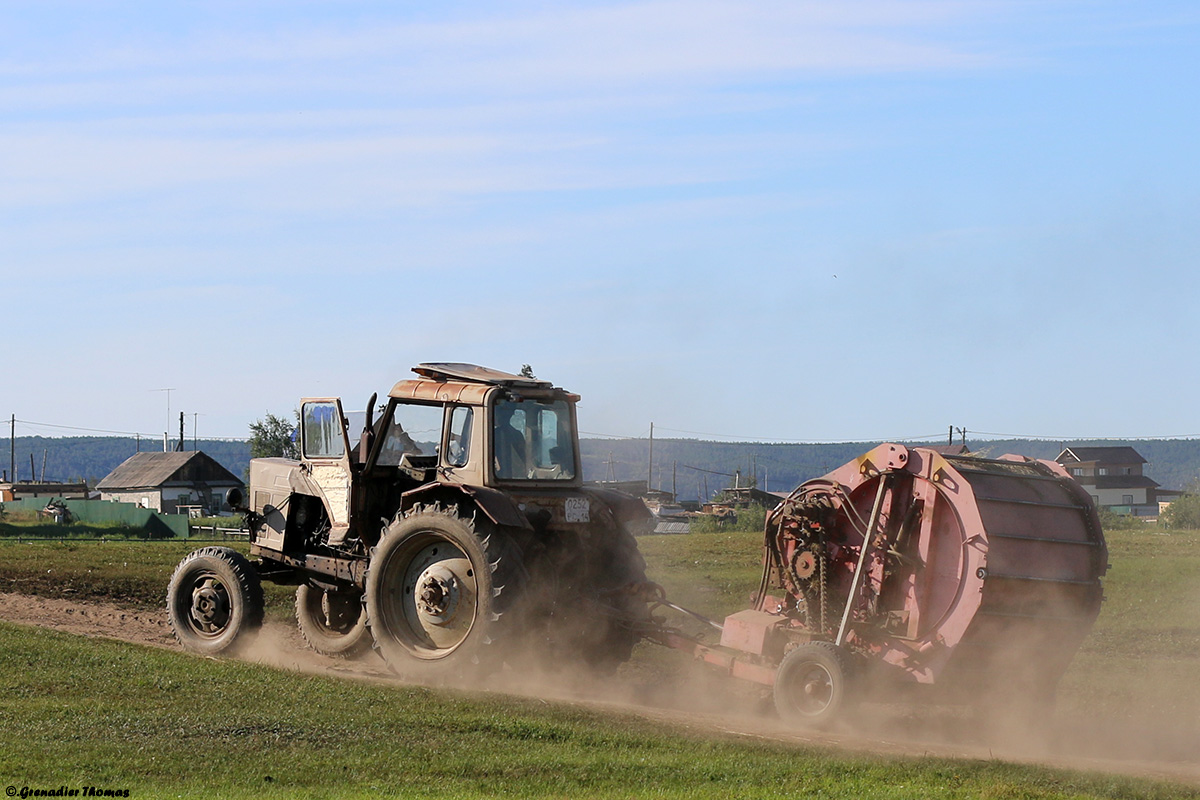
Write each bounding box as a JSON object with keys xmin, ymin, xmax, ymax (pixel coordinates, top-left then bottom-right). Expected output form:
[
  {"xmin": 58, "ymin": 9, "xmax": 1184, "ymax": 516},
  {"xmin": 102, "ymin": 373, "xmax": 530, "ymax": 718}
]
[
  {"xmin": 647, "ymin": 425, "xmax": 950, "ymax": 445},
  {"xmin": 12, "ymin": 419, "xmax": 248, "ymax": 441},
  {"xmin": 970, "ymin": 430, "xmax": 1200, "ymax": 441},
  {"xmin": 677, "ymin": 463, "xmax": 734, "ymax": 477},
  {"xmin": 8, "ymin": 415, "xmax": 1200, "ymax": 447}
]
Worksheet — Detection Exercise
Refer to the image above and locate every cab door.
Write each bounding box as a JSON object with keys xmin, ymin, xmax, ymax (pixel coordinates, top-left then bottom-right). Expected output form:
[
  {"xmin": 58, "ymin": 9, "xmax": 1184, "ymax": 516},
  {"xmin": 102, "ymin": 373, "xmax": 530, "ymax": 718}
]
[{"xmin": 300, "ymin": 398, "xmax": 354, "ymax": 543}]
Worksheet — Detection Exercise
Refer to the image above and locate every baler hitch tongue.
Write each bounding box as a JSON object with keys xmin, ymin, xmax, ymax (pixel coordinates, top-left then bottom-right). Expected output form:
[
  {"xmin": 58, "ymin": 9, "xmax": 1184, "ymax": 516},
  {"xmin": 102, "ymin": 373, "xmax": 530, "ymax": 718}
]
[{"xmin": 650, "ymin": 596, "xmax": 724, "ymax": 632}]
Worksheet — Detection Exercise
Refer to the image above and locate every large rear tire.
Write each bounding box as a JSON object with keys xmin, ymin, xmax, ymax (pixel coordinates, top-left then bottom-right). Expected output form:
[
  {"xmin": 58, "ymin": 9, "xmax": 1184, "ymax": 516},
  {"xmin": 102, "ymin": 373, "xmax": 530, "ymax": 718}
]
[
  {"xmin": 295, "ymin": 584, "xmax": 371, "ymax": 658},
  {"xmin": 577, "ymin": 524, "xmax": 649, "ymax": 673},
  {"xmin": 166, "ymin": 547, "xmax": 263, "ymax": 656},
  {"xmin": 365, "ymin": 505, "xmax": 514, "ymax": 677}
]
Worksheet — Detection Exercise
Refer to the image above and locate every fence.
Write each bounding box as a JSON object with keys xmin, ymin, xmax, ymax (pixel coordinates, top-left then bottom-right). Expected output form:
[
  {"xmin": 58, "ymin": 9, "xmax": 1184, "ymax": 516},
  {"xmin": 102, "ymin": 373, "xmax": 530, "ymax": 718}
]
[
  {"xmin": 2, "ymin": 497, "xmax": 190, "ymax": 538},
  {"xmin": 187, "ymin": 524, "xmax": 250, "ymax": 540}
]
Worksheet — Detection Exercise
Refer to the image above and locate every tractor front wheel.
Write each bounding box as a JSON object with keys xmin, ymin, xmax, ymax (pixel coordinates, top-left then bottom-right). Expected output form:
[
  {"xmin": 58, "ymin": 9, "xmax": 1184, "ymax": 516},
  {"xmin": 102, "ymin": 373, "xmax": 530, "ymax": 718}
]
[{"xmin": 166, "ymin": 547, "xmax": 264, "ymax": 656}]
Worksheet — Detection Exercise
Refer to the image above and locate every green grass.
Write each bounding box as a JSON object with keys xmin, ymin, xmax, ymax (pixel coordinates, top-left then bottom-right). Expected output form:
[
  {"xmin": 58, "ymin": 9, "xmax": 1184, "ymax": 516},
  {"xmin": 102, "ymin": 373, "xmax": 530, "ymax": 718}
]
[
  {"xmin": 0, "ymin": 526, "xmax": 1198, "ymax": 796},
  {"xmin": 639, "ymin": 529, "xmax": 764, "ymax": 620},
  {"xmin": 1056, "ymin": 528, "xmax": 1200, "ymax": 743},
  {"xmin": 0, "ymin": 622, "xmax": 1190, "ymax": 800},
  {"xmin": 0, "ymin": 539, "xmax": 295, "ymax": 615},
  {"xmin": 0, "ymin": 513, "xmax": 154, "ymax": 540}
]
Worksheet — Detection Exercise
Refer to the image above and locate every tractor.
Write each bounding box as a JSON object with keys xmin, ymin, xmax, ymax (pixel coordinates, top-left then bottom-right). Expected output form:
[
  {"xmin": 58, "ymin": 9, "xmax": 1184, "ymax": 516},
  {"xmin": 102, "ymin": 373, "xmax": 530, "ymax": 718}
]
[{"xmin": 167, "ymin": 363, "xmax": 653, "ymax": 675}]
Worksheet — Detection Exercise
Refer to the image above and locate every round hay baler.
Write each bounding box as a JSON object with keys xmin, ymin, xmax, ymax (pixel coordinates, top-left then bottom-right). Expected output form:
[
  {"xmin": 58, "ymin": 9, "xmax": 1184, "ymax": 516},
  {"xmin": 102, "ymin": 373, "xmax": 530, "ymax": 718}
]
[{"xmin": 648, "ymin": 444, "xmax": 1108, "ymax": 726}]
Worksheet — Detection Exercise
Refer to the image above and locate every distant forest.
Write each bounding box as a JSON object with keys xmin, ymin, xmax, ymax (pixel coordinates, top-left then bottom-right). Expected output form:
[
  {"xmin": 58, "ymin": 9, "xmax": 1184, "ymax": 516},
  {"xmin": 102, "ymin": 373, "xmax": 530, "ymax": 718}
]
[{"xmin": 5, "ymin": 435, "xmax": 1200, "ymax": 501}]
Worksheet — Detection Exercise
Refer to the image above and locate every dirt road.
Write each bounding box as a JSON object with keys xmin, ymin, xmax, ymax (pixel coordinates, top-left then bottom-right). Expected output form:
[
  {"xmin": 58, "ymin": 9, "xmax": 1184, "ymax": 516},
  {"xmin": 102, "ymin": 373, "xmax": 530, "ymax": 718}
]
[{"xmin": 1, "ymin": 590, "xmax": 1196, "ymax": 788}]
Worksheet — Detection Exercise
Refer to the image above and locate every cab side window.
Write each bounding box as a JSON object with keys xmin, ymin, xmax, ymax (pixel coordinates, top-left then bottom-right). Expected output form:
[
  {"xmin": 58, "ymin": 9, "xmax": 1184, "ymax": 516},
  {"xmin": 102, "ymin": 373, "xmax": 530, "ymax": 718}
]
[
  {"xmin": 447, "ymin": 406, "xmax": 472, "ymax": 467},
  {"xmin": 302, "ymin": 402, "xmax": 345, "ymax": 459}
]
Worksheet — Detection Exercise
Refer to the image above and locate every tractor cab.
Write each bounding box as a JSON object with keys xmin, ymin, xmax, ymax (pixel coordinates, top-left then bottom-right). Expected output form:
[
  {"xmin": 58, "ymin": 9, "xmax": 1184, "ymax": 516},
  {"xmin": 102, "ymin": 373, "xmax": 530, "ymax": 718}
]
[
  {"xmin": 374, "ymin": 362, "xmax": 583, "ymax": 491},
  {"xmin": 265, "ymin": 364, "xmax": 585, "ymax": 551}
]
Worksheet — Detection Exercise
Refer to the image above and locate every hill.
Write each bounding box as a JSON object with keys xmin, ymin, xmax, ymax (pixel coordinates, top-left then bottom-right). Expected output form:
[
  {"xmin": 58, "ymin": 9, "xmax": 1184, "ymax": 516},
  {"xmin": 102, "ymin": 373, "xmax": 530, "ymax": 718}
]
[
  {"xmin": 4, "ymin": 435, "xmax": 1199, "ymax": 501},
  {"xmin": 584, "ymin": 437, "xmax": 1200, "ymax": 501},
  {"xmin": 0, "ymin": 436, "xmax": 252, "ymax": 485}
]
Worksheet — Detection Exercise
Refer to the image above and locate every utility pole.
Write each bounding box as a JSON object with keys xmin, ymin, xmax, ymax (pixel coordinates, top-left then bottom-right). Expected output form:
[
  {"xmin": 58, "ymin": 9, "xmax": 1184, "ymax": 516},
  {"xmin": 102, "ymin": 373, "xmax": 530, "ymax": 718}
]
[
  {"xmin": 41, "ymin": 449, "xmax": 47, "ymax": 482},
  {"xmin": 948, "ymin": 425, "xmax": 954, "ymax": 446},
  {"xmin": 647, "ymin": 422, "xmax": 654, "ymax": 493},
  {"xmin": 193, "ymin": 412, "xmax": 199, "ymax": 451},
  {"xmin": 956, "ymin": 427, "xmax": 967, "ymax": 448},
  {"xmin": 605, "ymin": 451, "xmax": 616, "ymax": 481},
  {"xmin": 152, "ymin": 388, "xmax": 175, "ymax": 452},
  {"xmin": 178, "ymin": 412, "xmax": 185, "ymax": 452},
  {"xmin": 9, "ymin": 414, "xmax": 13, "ymax": 485},
  {"xmin": 672, "ymin": 460, "xmax": 677, "ymax": 499}
]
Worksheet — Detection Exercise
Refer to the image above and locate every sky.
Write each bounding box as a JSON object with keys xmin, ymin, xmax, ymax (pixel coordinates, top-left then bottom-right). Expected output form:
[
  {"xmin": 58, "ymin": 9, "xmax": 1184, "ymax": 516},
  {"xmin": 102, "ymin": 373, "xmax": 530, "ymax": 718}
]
[{"xmin": 2, "ymin": 1, "xmax": 1199, "ymax": 444}]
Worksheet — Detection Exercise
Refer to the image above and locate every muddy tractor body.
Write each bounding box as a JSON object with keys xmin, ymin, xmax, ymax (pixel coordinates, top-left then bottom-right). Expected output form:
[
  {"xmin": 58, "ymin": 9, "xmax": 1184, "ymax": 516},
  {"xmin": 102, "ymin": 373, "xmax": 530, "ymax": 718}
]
[
  {"xmin": 651, "ymin": 444, "xmax": 1108, "ymax": 726},
  {"xmin": 167, "ymin": 363, "xmax": 652, "ymax": 673}
]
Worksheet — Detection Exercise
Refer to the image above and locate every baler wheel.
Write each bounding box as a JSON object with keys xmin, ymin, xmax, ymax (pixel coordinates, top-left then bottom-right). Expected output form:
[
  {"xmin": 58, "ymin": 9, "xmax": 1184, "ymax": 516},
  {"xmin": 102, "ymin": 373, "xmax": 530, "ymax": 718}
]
[
  {"xmin": 295, "ymin": 584, "xmax": 372, "ymax": 658},
  {"xmin": 773, "ymin": 642, "xmax": 853, "ymax": 727},
  {"xmin": 366, "ymin": 505, "xmax": 515, "ymax": 677},
  {"xmin": 166, "ymin": 546, "xmax": 264, "ymax": 656}
]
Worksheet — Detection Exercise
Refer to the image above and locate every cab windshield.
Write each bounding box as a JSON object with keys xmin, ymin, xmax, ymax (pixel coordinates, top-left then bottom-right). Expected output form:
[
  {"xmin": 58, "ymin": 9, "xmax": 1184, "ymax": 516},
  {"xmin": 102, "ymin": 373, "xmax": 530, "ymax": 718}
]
[{"xmin": 493, "ymin": 397, "xmax": 576, "ymax": 480}]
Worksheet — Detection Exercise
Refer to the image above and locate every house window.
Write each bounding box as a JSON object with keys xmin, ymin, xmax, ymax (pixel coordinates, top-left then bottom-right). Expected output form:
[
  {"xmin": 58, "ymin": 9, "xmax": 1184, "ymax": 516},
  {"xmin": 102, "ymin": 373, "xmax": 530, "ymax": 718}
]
[
  {"xmin": 1122, "ymin": 494, "xmax": 1134, "ymax": 505},
  {"xmin": 1070, "ymin": 468, "xmax": 1083, "ymax": 476},
  {"xmin": 1098, "ymin": 468, "xmax": 1109, "ymax": 476}
]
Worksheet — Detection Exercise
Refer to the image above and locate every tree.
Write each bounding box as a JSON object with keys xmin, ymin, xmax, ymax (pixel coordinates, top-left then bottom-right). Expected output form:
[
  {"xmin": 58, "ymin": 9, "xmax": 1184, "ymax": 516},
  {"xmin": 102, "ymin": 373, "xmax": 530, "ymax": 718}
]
[
  {"xmin": 520, "ymin": 364, "xmax": 536, "ymax": 379},
  {"xmin": 249, "ymin": 412, "xmax": 299, "ymax": 460},
  {"xmin": 1160, "ymin": 481, "xmax": 1200, "ymax": 530}
]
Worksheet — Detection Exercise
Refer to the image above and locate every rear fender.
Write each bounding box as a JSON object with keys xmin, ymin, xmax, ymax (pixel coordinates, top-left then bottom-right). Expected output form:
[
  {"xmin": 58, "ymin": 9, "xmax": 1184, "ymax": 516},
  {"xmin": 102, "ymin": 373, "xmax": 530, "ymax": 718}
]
[
  {"xmin": 581, "ymin": 486, "xmax": 653, "ymax": 532},
  {"xmin": 401, "ymin": 483, "xmax": 533, "ymax": 531}
]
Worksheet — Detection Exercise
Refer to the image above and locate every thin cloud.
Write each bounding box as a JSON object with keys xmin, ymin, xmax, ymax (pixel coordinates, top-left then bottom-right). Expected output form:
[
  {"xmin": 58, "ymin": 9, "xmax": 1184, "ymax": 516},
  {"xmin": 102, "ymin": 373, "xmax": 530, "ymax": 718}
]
[{"xmin": 1, "ymin": 1, "xmax": 1011, "ymax": 106}]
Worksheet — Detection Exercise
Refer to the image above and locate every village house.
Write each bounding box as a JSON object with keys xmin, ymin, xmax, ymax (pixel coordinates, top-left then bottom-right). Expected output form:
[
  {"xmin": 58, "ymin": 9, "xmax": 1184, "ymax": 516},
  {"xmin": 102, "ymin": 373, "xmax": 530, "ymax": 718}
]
[
  {"xmin": 1055, "ymin": 446, "xmax": 1166, "ymax": 517},
  {"xmin": 96, "ymin": 451, "xmax": 243, "ymax": 516}
]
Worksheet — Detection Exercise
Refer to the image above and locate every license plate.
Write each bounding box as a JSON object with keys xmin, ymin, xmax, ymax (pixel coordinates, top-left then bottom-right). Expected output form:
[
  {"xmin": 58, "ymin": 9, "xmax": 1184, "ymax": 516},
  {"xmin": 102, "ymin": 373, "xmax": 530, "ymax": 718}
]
[{"xmin": 564, "ymin": 497, "xmax": 590, "ymax": 523}]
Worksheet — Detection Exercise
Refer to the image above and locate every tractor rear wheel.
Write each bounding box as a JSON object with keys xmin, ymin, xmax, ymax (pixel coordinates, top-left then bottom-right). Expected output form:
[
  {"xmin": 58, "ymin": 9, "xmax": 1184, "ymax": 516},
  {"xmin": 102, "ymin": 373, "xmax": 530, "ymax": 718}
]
[
  {"xmin": 295, "ymin": 584, "xmax": 371, "ymax": 658},
  {"xmin": 577, "ymin": 524, "xmax": 649, "ymax": 673},
  {"xmin": 365, "ymin": 505, "xmax": 516, "ymax": 677},
  {"xmin": 773, "ymin": 642, "xmax": 854, "ymax": 727},
  {"xmin": 166, "ymin": 546, "xmax": 263, "ymax": 656}
]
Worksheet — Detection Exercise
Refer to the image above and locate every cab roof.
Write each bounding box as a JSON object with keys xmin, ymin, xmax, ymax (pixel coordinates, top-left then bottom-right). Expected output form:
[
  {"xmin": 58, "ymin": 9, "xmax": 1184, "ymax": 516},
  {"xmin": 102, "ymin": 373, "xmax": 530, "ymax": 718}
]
[
  {"xmin": 389, "ymin": 363, "xmax": 578, "ymax": 404},
  {"xmin": 412, "ymin": 362, "xmax": 552, "ymax": 388}
]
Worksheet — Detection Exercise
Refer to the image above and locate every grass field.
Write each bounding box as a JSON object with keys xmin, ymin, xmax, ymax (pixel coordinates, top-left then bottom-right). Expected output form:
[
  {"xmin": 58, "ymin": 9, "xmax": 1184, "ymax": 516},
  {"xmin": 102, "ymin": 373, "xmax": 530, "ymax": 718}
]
[
  {"xmin": 0, "ymin": 623, "xmax": 1191, "ymax": 800},
  {"xmin": 0, "ymin": 527, "xmax": 1197, "ymax": 797}
]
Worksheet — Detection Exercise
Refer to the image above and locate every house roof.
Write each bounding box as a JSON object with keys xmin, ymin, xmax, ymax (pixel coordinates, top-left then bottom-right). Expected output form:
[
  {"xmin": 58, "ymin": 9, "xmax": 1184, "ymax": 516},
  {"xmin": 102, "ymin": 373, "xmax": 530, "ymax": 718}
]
[
  {"xmin": 1056, "ymin": 446, "xmax": 1147, "ymax": 465},
  {"xmin": 96, "ymin": 451, "xmax": 242, "ymax": 490},
  {"xmin": 1094, "ymin": 475, "xmax": 1160, "ymax": 490},
  {"xmin": 925, "ymin": 444, "xmax": 970, "ymax": 456}
]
